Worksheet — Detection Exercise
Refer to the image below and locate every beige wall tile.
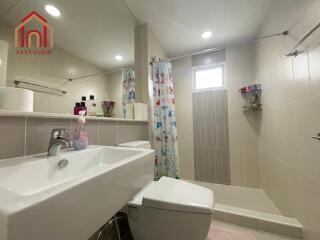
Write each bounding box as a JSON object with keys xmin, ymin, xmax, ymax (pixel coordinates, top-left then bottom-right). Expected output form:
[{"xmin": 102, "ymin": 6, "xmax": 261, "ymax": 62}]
[
  {"xmin": 0, "ymin": 117, "xmax": 25, "ymax": 159},
  {"xmin": 26, "ymin": 118, "xmax": 72, "ymax": 155},
  {"xmin": 256, "ymin": 2, "xmax": 320, "ymax": 239},
  {"xmin": 228, "ymin": 114, "xmax": 260, "ymax": 150},
  {"xmin": 308, "ymin": 44, "xmax": 320, "ymax": 96},
  {"xmin": 0, "ymin": 115, "xmax": 147, "ymax": 159},
  {"xmin": 131, "ymin": 123, "xmax": 149, "ymax": 142},
  {"xmin": 98, "ymin": 121, "xmax": 117, "ymax": 146},
  {"xmin": 230, "ymin": 148, "xmax": 260, "ymax": 188},
  {"xmin": 179, "ymin": 145, "xmax": 195, "ymax": 180},
  {"xmin": 227, "ymin": 45, "xmax": 261, "ymax": 188},
  {"xmin": 117, "ymin": 122, "xmax": 148, "ymax": 144}
]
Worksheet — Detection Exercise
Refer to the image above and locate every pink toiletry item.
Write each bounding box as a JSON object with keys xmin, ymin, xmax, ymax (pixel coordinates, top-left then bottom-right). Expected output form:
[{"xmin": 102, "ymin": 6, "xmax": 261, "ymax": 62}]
[{"xmin": 72, "ymin": 111, "xmax": 88, "ymax": 150}]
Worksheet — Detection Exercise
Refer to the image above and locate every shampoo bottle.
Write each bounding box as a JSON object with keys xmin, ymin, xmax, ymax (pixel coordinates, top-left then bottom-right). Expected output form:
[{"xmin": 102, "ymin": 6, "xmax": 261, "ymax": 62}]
[
  {"xmin": 74, "ymin": 102, "xmax": 81, "ymax": 115},
  {"xmin": 72, "ymin": 111, "xmax": 88, "ymax": 150},
  {"xmin": 88, "ymin": 95, "xmax": 97, "ymax": 116}
]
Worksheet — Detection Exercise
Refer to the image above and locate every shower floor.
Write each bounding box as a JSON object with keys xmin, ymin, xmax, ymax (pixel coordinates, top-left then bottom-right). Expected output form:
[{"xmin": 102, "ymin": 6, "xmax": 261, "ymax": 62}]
[
  {"xmin": 189, "ymin": 180, "xmax": 303, "ymax": 239},
  {"xmin": 190, "ymin": 181, "xmax": 280, "ymax": 214}
]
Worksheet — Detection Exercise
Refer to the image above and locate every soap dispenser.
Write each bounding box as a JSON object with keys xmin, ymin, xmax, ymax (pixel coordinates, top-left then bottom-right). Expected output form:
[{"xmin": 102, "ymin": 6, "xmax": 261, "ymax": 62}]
[{"xmin": 72, "ymin": 111, "xmax": 88, "ymax": 150}]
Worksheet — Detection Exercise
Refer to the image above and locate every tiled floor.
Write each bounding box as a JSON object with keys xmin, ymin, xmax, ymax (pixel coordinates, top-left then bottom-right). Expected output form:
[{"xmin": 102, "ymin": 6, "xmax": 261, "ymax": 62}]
[{"xmin": 207, "ymin": 221, "xmax": 296, "ymax": 240}]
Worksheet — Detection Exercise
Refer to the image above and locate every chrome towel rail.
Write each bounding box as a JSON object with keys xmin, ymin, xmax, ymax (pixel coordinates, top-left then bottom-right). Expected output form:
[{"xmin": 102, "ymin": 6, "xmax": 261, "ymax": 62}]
[
  {"xmin": 14, "ymin": 80, "xmax": 67, "ymax": 94},
  {"xmin": 286, "ymin": 21, "xmax": 320, "ymax": 57}
]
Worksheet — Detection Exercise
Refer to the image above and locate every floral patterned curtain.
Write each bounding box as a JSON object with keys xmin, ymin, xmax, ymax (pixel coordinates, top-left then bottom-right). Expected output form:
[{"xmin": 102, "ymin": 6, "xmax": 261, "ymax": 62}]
[
  {"xmin": 122, "ymin": 68, "xmax": 136, "ymax": 118},
  {"xmin": 152, "ymin": 60, "xmax": 180, "ymax": 180}
]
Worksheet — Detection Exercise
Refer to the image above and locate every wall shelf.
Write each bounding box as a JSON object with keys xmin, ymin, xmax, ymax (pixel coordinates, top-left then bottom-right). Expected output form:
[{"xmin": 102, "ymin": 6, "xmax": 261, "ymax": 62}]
[
  {"xmin": 0, "ymin": 110, "xmax": 148, "ymax": 123},
  {"xmin": 239, "ymin": 84, "xmax": 262, "ymax": 112}
]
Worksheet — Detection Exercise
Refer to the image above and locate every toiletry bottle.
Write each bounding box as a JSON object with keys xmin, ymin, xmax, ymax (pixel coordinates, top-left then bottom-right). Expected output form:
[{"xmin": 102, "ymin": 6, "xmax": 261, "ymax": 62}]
[
  {"xmin": 72, "ymin": 111, "xmax": 88, "ymax": 150},
  {"xmin": 74, "ymin": 102, "xmax": 81, "ymax": 115},
  {"xmin": 88, "ymin": 95, "xmax": 97, "ymax": 116},
  {"xmin": 80, "ymin": 102, "xmax": 87, "ymax": 115}
]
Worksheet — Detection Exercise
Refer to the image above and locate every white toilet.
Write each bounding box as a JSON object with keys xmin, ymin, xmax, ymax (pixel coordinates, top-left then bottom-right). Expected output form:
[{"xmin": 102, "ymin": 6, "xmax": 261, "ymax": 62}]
[{"xmin": 118, "ymin": 141, "xmax": 214, "ymax": 240}]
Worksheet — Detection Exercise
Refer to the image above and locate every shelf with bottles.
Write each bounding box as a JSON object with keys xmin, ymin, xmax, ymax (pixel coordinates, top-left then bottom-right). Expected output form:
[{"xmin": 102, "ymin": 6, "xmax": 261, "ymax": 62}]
[{"xmin": 239, "ymin": 84, "xmax": 262, "ymax": 112}]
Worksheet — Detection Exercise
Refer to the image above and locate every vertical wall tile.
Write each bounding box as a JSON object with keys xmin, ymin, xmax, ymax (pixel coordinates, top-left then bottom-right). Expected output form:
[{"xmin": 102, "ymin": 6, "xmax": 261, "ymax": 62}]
[
  {"xmin": 0, "ymin": 117, "xmax": 26, "ymax": 159},
  {"xmin": 26, "ymin": 118, "xmax": 72, "ymax": 155},
  {"xmin": 193, "ymin": 90, "xmax": 230, "ymax": 184},
  {"xmin": 98, "ymin": 121, "xmax": 117, "ymax": 146}
]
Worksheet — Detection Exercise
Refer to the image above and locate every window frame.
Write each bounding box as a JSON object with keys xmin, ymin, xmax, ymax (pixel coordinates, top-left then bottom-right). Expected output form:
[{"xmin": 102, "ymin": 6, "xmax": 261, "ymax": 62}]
[{"xmin": 192, "ymin": 62, "xmax": 226, "ymax": 92}]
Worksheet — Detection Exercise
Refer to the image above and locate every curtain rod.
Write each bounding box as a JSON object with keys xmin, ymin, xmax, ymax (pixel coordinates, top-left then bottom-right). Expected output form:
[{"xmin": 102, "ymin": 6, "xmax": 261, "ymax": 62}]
[
  {"xmin": 149, "ymin": 47, "xmax": 224, "ymax": 65},
  {"xmin": 150, "ymin": 30, "xmax": 289, "ymax": 64},
  {"xmin": 69, "ymin": 30, "xmax": 289, "ymax": 80},
  {"xmin": 286, "ymin": 21, "xmax": 320, "ymax": 57},
  {"xmin": 68, "ymin": 66, "xmax": 132, "ymax": 81},
  {"xmin": 250, "ymin": 30, "xmax": 288, "ymax": 43}
]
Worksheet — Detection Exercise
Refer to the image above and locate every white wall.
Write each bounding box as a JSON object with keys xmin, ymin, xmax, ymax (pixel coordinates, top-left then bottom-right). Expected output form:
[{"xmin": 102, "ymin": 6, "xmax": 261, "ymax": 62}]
[
  {"xmin": 108, "ymin": 71, "xmax": 123, "ymax": 118},
  {"xmin": 255, "ymin": 1, "xmax": 320, "ymax": 239},
  {"xmin": 135, "ymin": 23, "xmax": 168, "ymax": 144},
  {"xmin": 0, "ymin": 40, "xmax": 8, "ymax": 87},
  {"xmin": 172, "ymin": 44, "xmax": 260, "ymax": 187},
  {"xmin": 147, "ymin": 24, "xmax": 168, "ymax": 145}
]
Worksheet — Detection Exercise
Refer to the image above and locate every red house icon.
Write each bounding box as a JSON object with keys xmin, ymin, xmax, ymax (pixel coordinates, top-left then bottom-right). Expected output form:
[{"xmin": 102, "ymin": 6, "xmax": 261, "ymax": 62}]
[{"xmin": 15, "ymin": 11, "xmax": 54, "ymax": 48}]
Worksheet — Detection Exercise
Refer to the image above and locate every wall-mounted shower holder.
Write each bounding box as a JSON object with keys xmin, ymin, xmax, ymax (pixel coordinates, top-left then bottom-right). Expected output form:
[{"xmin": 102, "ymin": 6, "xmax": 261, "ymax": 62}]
[
  {"xmin": 239, "ymin": 84, "xmax": 262, "ymax": 112},
  {"xmin": 312, "ymin": 133, "xmax": 320, "ymax": 141}
]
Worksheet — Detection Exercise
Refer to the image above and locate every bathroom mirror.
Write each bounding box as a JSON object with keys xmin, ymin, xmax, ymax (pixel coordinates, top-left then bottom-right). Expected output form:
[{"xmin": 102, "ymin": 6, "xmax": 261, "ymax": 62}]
[{"xmin": 0, "ymin": 0, "xmax": 140, "ymax": 118}]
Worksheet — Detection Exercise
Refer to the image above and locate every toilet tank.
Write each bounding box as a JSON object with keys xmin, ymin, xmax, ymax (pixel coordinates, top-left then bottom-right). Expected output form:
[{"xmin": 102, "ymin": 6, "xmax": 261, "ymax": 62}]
[{"xmin": 118, "ymin": 141, "xmax": 151, "ymax": 149}]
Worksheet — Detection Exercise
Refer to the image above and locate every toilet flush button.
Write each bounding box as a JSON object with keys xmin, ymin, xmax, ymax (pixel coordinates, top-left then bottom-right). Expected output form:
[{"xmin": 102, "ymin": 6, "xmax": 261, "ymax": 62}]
[{"xmin": 128, "ymin": 206, "xmax": 139, "ymax": 221}]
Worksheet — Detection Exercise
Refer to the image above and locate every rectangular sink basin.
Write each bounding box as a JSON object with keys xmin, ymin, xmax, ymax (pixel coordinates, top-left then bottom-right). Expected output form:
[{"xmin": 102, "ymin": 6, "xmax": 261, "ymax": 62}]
[{"xmin": 0, "ymin": 145, "xmax": 154, "ymax": 240}]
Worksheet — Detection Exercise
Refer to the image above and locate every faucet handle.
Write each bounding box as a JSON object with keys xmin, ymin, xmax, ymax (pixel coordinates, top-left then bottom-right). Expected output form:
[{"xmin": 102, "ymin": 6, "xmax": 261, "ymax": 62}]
[{"xmin": 51, "ymin": 128, "xmax": 70, "ymax": 139}]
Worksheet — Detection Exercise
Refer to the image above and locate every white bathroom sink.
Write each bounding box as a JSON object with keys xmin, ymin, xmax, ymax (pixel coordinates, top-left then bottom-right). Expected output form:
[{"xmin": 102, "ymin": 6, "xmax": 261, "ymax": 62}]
[{"xmin": 0, "ymin": 145, "xmax": 154, "ymax": 240}]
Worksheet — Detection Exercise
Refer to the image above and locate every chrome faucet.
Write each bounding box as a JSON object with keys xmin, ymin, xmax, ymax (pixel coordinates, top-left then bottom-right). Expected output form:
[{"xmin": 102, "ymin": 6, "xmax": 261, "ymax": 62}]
[{"xmin": 48, "ymin": 128, "xmax": 73, "ymax": 156}]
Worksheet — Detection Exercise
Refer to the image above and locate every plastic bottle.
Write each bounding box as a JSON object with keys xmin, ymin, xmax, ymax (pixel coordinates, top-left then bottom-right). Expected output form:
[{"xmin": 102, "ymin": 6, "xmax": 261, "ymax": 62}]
[
  {"xmin": 74, "ymin": 102, "xmax": 81, "ymax": 115},
  {"xmin": 72, "ymin": 111, "xmax": 88, "ymax": 150},
  {"xmin": 80, "ymin": 102, "xmax": 87, "ymax": 115},
  {"xmin": 87, "ymin": 95, "xmax": 97, "ymax": 116}
]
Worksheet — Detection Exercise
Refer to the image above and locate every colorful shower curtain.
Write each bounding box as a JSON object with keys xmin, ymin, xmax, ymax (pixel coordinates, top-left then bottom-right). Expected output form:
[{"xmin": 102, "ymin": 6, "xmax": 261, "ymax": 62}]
[
  {"xmin": 122, "ymin": 68, "xmax": 136, "ymax": 118},
  {"xmin": 152, "ymin": 60, "xmax": 180, "ymax": 180}
]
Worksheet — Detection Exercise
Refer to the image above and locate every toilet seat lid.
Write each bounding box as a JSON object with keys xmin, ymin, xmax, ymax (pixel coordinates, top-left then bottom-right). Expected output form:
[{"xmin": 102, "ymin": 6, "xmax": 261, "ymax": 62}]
[
  {"xmin": 118, "ymin": 141, "xmax": 151, "ymax": 149},
  {"xmin": 142, "ymin": 177, "xmax": 214, "ymax": 214}
]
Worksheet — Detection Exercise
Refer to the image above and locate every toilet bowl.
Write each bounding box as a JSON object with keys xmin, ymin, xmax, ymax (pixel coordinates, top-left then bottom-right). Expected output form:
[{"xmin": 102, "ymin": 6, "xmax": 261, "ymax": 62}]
[
  {"xmin": 118, "ymin": 141, "xmax": 214, "ymax": 240},
  {"xmin": 127, "ymin": 177, "xmax": 214, "ymax": 240}
]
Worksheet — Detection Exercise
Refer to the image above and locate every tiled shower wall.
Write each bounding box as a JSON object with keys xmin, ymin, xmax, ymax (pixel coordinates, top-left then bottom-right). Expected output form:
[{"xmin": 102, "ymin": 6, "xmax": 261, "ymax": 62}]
[
  {"xmin": 255, "ymin": 1, "xmax": 320, "ymax": 239},
  {"xmin": 0, "ymin": 116, "xmax": 148, "ymax": 160},
  {"xmin": 172, "ymin": 45, "xmax": 260, "ymax": 188},
  {"xmin": 193, "ymin": 90, "xmax": 230, "ymax": 184}
]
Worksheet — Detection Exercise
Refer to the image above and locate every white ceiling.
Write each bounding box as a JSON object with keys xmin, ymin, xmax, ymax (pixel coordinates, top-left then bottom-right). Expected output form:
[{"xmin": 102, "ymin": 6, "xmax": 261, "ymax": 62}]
[
  {"xmin": 0, "ymin": 0, "xmax": 137, "ymax": 70},
  {"xmin": 124, "ymin": 0, "xmax": 276, "ymax": 57}
]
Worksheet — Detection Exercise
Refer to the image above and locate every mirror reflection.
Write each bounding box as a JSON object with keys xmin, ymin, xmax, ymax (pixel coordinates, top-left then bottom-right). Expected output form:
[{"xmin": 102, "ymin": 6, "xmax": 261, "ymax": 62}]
[{"xmin": 0, "ymin": 0, "xmax": 141, "ymax": 118}]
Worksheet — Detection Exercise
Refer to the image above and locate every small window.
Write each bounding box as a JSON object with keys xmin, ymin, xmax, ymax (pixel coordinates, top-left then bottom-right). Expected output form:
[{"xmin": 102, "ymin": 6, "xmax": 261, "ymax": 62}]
[{"xmin": 193, "ymin": 64, "xmax": 225, "ymax": 92}]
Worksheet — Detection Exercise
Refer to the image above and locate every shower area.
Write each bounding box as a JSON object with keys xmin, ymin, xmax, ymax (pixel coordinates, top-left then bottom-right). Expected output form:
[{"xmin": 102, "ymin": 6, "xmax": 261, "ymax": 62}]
[{"xmin": 171, "ymin": 38, "xmax": 304, "ymax": 239}]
